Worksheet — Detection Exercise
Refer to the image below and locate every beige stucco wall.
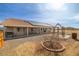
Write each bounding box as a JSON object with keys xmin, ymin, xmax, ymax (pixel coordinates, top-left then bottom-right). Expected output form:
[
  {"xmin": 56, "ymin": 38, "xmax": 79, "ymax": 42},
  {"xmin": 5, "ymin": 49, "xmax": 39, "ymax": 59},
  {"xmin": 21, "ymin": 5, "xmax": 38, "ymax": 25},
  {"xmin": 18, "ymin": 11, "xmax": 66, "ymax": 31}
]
[
  {"xmin": 5, "ymin": 27, "xmax": 27, "ymax": 36},
  {"xmin": 13, "ymin": 27, "xmax": 24, "ymax": 36},
  {"xmin": 5, "ymin": 26, "xmax": 52, "ymax": 38}
]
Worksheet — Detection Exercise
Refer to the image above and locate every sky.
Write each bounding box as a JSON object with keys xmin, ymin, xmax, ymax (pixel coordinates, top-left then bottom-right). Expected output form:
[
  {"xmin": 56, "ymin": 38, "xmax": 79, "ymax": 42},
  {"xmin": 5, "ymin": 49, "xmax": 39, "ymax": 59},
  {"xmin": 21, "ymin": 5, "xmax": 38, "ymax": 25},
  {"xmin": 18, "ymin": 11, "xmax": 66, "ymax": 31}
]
[{"xmin": 0, "ymin": 3, "xmax": 79, "ymax": 28}]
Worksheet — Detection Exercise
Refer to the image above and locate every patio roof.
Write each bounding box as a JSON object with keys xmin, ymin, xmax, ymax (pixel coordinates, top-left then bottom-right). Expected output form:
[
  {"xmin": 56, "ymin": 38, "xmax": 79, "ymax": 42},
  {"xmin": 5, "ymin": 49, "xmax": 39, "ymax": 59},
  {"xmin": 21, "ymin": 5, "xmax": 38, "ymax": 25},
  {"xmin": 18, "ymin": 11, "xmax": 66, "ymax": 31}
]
[
  {"xmin": 1, "ymin": 18, "xmax": 52, "ymax": 28},
  {"xmin": 1, "ymin": 18, "xmax": 33, "ymax": 27},
  {"xmin": 28, "ymin": 21, "xmax": 52, "ymax": 27}
]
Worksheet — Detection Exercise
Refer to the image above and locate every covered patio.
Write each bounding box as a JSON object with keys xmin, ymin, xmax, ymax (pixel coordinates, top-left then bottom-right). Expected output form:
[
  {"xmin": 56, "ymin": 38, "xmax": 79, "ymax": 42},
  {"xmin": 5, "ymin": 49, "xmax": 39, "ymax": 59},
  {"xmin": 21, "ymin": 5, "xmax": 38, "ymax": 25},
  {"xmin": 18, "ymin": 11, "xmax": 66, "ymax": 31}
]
[{"xmin": 1, "ymin": 18, "xmax": 52, "ymax": 39}]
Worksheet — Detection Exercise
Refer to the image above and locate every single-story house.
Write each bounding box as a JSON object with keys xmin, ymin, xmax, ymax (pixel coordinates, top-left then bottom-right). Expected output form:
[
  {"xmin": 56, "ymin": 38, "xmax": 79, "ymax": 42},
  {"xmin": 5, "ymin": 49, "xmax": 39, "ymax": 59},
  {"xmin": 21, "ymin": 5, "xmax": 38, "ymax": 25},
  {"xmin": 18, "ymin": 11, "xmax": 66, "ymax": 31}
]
[{"xmin": 0, "ymin": 18, "xmax": 53, "ymax": 39}]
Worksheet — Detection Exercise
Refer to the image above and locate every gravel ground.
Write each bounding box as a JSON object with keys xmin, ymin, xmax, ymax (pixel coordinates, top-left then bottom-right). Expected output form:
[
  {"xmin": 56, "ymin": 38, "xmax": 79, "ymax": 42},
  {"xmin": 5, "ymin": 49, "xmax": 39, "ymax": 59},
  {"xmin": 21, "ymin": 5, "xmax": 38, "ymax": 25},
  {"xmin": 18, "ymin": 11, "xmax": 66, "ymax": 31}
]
[
  {"xmin": 0, "ymin": 34, "xmax": 79, "ymax": 56},
  {"xmin": 0, "ymin": 34, "xmax": 52, "ymax": 56}
]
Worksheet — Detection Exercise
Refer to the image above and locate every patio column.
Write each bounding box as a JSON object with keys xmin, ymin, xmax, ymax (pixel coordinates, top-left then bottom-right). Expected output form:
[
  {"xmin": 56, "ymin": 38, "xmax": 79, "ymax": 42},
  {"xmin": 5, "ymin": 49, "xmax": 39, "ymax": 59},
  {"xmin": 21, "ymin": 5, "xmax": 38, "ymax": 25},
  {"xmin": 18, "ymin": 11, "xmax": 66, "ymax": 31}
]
[
  {"xmin": 36, "ymin": 28, "xmax": 39, "ymax": 34},
  {"xmin": 40, "ymin": 27, "xmax": 42, "ymax": 34},
  {"xmin": 35, "ymin": 28, "xmax": 37, "ymax": 34},
  {"xmin": 27, "ymin": 27, "xmax": 29, "ymax": 36}
]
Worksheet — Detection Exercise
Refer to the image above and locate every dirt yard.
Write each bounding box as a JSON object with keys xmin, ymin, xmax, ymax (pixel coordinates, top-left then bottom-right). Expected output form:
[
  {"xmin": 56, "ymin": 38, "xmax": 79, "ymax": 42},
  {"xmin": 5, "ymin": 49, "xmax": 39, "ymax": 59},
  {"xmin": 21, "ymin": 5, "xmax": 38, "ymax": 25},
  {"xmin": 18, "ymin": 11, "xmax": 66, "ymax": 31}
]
[
  {"xmin": 0, "ymin": 34, "xmax": 79, "ymax": 56},
  {"xmin": 0, "ymin": 34, "xmax": 53, "ymax": 56}
]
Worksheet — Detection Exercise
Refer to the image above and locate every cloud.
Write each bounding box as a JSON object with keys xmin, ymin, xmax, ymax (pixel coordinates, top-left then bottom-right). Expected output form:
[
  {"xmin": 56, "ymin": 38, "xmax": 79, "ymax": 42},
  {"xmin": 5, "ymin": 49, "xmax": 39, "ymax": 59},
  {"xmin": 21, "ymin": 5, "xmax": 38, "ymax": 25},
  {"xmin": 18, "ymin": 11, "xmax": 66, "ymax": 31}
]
[
  {"xmin": 71, "ymin": 14, "xmax": 79, "ymax": 21},
  {"xmin": 0, "ymin": 3, "xmax": 79, "ymax": 28}
]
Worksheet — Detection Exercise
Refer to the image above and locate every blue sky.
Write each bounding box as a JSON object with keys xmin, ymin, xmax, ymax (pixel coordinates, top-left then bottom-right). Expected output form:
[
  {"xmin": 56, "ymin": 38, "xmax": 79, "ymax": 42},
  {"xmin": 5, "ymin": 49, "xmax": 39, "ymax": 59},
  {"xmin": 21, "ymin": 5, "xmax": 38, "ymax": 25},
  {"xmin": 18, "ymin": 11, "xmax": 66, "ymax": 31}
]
[{"xmin": 0, "ymin": 3, "xmax": 79, "ymax": 28}]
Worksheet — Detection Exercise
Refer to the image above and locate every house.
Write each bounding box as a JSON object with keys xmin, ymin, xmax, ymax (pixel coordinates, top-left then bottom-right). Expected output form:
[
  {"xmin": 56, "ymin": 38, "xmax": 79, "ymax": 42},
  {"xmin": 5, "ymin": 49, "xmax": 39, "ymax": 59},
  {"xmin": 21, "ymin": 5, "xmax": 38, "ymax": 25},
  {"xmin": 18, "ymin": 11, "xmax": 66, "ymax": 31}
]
[
  {"xmin": 0, "ymin": 18, "xmax": 52, "ymax": 39},
  {"xmin": 28, "ymin": 21, "xmax": 52, "ymax": 34}
]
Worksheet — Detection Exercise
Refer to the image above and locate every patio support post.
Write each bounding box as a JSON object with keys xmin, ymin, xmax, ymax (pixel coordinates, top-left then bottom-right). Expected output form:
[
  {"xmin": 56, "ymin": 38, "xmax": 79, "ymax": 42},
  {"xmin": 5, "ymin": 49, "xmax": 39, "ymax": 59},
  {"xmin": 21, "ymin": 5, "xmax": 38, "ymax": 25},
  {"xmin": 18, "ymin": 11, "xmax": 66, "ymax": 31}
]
[
  {"xmin": 39, "ymin": 28, "xmax": 41, "ymax": 34},
  {"xmin": 27, "ymin": 27, "xmax": 29, "ymax": 36}
]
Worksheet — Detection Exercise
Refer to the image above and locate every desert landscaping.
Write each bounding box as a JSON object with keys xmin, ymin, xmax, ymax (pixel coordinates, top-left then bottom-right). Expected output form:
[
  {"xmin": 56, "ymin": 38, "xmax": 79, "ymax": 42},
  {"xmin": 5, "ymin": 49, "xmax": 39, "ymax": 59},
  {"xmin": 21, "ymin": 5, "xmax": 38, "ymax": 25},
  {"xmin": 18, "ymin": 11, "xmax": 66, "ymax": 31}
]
[
  {"xmin": 0, "ymin": 3, "xmax": 79, "ymax": 57},
  {"xmin": 0, "ymin": 33, "xmax": 79, "ymax": 56},
  {"xmin": 0, "ymin": 22, "xmax": 79, "ymax": 56}
]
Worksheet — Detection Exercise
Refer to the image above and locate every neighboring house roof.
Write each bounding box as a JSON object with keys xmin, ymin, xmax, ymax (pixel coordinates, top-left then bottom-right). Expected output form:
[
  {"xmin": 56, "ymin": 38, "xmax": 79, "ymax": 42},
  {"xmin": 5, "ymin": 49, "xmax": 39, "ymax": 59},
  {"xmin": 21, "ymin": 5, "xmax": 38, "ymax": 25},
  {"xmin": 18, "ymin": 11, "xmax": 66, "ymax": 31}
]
[{"xmin": 2, "ymin": 18, "xmax": 33, "ymax": 27}]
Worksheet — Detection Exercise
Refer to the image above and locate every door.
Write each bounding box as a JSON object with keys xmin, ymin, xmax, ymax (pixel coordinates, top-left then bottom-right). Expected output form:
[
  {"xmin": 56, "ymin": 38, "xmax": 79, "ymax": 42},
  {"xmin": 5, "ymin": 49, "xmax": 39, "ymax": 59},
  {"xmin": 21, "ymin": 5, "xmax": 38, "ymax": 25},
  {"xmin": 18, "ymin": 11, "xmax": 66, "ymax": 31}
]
[{"xmin": 0, "ymin": 30, "xmax": 4, "ymax": 48}]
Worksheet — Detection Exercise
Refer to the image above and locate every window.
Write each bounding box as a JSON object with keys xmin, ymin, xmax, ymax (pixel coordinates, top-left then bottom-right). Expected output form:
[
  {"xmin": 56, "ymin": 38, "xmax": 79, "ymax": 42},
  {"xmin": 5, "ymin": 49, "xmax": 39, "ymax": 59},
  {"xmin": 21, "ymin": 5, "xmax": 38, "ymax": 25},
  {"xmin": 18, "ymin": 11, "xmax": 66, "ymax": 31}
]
[
  {"xmin": 17, "ymin": 27, "xmax": 20, "ymax": 32},
  {"xmin": 44, "ymin": 28, "xmax": 47, "ymax": 32},
  {"xmin": 31, "ymin": 28, "xmax": 33, "ymax": 32},
  {"xmin": 41, "ymin": 28, "xmax": 42, "ymax": 30}
]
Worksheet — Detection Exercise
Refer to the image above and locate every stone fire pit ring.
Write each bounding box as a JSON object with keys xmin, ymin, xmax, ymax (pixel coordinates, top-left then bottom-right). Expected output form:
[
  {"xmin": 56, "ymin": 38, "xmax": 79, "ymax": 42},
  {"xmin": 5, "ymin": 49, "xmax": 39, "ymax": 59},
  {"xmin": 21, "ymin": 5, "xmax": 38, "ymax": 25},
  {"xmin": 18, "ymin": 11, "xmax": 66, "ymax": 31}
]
[{"xmin": 41, "ymin": 40, "xmax": 65, "ymax": 52}]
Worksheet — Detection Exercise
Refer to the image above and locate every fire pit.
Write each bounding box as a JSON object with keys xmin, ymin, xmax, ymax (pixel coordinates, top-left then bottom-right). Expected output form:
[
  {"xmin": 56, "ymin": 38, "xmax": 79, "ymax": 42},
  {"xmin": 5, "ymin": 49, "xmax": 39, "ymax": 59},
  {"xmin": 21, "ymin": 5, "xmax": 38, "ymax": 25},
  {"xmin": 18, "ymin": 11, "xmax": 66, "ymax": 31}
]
[
  {"xmin": 41, "ymin": 40, "xmax": 65, "ymax": 52},
  {"xmin": 41, "ymin": 23, "xmax": 66, "ymax": 55}
]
